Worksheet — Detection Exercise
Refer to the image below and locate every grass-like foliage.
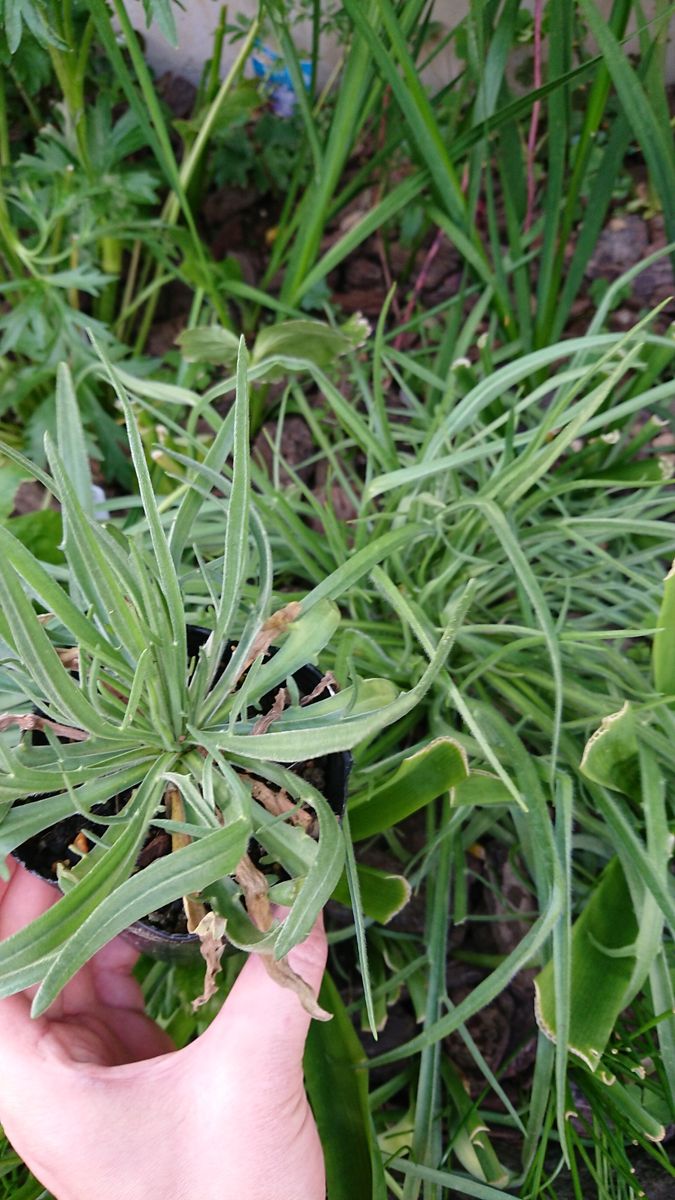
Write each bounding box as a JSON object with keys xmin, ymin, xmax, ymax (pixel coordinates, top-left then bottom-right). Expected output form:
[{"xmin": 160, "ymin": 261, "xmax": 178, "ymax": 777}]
[{"xmin": 0, "ymin": 340, "xmax": 462, "ymax": 1019}]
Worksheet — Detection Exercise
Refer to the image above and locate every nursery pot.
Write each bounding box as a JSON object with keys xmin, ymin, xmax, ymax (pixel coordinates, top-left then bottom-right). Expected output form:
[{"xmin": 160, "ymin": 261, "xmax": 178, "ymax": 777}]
[{"xmin": 13, "ymin": 626, "xmax": 351, "ymax": 963}]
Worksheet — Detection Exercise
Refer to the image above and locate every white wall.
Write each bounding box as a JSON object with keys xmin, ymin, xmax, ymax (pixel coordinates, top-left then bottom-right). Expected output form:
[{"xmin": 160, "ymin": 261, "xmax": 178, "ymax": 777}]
[{"xmin": 125, "ymin": 1, "xmax": 674, "ymax": 87}]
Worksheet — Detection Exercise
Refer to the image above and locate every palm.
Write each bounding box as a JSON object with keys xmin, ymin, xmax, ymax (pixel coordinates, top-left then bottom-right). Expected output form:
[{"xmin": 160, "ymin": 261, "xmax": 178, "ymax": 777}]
[
  {"xmin": 0, "ymin": 861, "xmax": 173, "ymax": 1065},
  {"xmin": 0, "ymin": 858, "xmax": 327, "ymax": 1200}
]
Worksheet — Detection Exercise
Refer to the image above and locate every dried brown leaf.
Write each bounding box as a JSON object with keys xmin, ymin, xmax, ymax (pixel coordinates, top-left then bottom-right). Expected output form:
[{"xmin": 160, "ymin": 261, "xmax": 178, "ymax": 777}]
[
  {"xmin": 240, "ymin": 601, "xmax": 302, "ymax": 674},
  {"xmin": 252, "ymin": 687, "xmax": 289, "ymax": 735},
  {"xmin": 235, "ymin": 854, "xmax": 330, "ymax": 1021},
  {"xmin": 262, "ymin": 953, "xmax": 332, "ymax": 1022},
  {"xmin": 300, "ymin": 671, "xmax": 338, "ymax": 706},
  {"xmin": 243, "ymin": 775, "xmax": 314, "ymax": 832},
  {"xmin": 56, "ymin": 647, "xmax": 79, "ymax": 670},
  {"xmin": 235, "ymin": 854, "xmax": 272, "ymax": 931},
  {"xmin": 191, "ymin": 911, "xmax": 227, "ymax": 1011},
  {"xmin": 0, "ymin": 713, "xmax": 88, "ymax": 740}
]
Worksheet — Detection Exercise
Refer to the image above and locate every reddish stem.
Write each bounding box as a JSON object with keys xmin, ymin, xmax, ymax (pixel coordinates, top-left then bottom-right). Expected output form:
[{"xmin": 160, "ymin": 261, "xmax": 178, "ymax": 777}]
[
  {"xmin": 524, "ymin": 0, "xmax": 544, "ymax": 232},
  {"xmin": 394, "ymin": 226, "xmax": 445, "ymax": 350}
]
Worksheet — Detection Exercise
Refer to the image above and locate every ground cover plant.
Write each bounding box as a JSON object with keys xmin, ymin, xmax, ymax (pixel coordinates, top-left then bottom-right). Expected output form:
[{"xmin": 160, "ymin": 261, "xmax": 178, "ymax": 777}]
[{"xmin": 0, "ymin": 1, "xmax": 674, "ymax": 1198}]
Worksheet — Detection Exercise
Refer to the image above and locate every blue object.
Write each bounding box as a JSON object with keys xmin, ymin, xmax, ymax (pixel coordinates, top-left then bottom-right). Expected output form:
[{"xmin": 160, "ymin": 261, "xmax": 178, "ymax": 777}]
[{"xmin": 251, "ymin": 41, "xmax": 312, "ymax": 117}]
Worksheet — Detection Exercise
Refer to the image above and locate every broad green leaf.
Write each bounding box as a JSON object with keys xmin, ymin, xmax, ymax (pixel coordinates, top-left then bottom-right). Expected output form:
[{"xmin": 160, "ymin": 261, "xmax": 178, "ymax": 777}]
[
  {"xmin": 251, "ymin": 316, "xmax": 370, "ymax": 378},
  {"xmin": 348, "ymin": 737, "xmax": 468, "ymax": 841},
  {"xmin": 141, "ymin": 0, "xmax": 178, "ymax": 47},
  {"xmin": 231, "ymin": 598, "xmax": 341, "ymax": 708},
  {"xmin": 332, "ymin": 864, "xmax": 411, "ymax": 925},
  {"xmin": 206, "ymin": 607, "xmax": 469, "ymax": 759},
  {"xmin": 451, "ymin": 773, "xmax": 514, "ymax": 808},
  {"xmin": 176, "ymin": 325, "xmax": 240, "ymax": 366},
  {"xmin": 0, "ymin": 464, "xmax": 28, "ymax": 521},
  {"xmin": 535, "ymin": 857, "xmax": 640, "ymax": 1072},
  {"xmin": 237, "ymin": 679, "xmax": 399, "ymax": 734},
  {"xmin": 5, "ymin": 511, "xmax": 64, "ymax": 565},
  {"xmin": 579, "ymin": 702, "xmax": 639, "ymax": 796},
  {"xmin": 653, "ymin": 560, "xmax": 675, "ymax": 696},
  {"xmin": 305, "ymin": 971, "xmax": 386, "ymax": 1200}
]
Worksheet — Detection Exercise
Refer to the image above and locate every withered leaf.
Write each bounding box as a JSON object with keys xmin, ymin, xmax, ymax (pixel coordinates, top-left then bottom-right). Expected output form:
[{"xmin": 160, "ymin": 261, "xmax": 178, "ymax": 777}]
[
  {"xmin": 235, "ymin": 854, "xmax": 330, "ymax": 1021},
  {"xmin": 191, "ymin": 911, "xmax": 227, "ymax": 1011}
]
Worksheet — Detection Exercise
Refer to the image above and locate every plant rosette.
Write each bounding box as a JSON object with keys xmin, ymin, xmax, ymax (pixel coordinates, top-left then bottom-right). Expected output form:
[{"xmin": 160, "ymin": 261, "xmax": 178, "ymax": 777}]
[
  {"xmin": 11, "ymin": 626, "xmax": 352, "ymax": 969},
  {"xmin": 0, "ymin": 340, "xmax": 462, "ymax": 1020}
]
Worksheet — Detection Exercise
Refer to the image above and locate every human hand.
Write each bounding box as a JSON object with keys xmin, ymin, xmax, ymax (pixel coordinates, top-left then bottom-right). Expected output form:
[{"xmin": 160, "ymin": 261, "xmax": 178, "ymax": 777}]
[{"xmin": 0, "ymin": 859, "xmax": 327, "ymax": 1200}]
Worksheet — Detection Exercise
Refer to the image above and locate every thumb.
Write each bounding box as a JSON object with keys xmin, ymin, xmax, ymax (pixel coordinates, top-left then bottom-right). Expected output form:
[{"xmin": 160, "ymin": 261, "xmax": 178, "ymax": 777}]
[{"xmin": 196, "ymin": 910, "xmax": 328, "ymax": 1076}]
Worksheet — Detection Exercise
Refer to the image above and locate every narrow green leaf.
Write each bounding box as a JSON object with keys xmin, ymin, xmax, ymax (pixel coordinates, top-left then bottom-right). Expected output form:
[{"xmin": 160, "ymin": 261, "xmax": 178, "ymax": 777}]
[
  {"xmin": 0, "ymin": 764, "xmax": 169, "ymax": 999},
  {"xmin": 32, "ymin": 816, "xmax": 249, "ymax": 1015},
  {"xmin": 272, "ymin": 776, "xmax": 344, "ymax": 959},
  {"xmin": 55, "ymin": 364, "xmax": 93, "ymax": 518},
  {"xmin": 0, "ymin": 562, "xmax": 125, "ymax": 738},
  {"xmin": 305, "ymin": 971, "xmax": 385, "ymax": 1200},
  {"xmin": 578, "ymin": 0, "xmax": 675, "ymax": 247},
  {"xmin": 340, "ymin": 808, "xmax": 377, "ymax": 1036},
  {"xmin": 653, "ymin": 560, "xmax": 675, "ymax": 695},
  {"xmin": 0, "ymin": 760, "xmax": 153, "ymax": 856}
]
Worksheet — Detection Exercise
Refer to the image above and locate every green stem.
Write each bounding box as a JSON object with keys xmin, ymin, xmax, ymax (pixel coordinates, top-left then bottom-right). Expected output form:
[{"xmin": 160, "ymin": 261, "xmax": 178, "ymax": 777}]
[
  {"xmin": 115, "ymin": 238, "xmax": 144, "ymax": 341},
  {"xmin": 97, "ymin": 236, "xmax": 122, "ymax": 324},
  {"xmin": 0, "ymin": 71, "xmax": 10, "ymax": 167},
  {"xmin": 0, "ymin": 187, "xmax": 25, "ymax": 281}
]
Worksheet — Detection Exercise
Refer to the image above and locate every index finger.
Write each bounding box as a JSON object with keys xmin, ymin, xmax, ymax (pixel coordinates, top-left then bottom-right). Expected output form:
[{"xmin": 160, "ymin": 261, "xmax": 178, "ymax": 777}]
[{"xmin": 0, "ymin": 858, "xmax": 58, "ymax": 942}]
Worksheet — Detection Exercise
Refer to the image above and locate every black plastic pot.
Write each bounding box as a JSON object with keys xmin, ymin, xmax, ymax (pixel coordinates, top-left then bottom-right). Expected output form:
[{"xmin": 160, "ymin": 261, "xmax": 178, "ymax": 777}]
[{"xmin": 14, "ymin": 626, "xmax": 351, "ymax": 963}]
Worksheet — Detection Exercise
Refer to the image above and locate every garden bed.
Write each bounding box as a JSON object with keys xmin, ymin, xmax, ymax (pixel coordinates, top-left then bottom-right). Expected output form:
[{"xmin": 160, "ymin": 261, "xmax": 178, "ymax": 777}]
[{"xmin": 1, "ymin": 4, "xmax": 674, "ymax": 1199}]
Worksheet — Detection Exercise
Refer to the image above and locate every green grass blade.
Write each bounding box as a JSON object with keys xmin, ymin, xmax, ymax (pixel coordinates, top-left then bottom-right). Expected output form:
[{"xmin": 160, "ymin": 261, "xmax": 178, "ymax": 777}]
[
  {"xmin": 578, "ymin": 0, "xmax": 675, "ymax": 248},
  {"xmin": 340, "ymin": 808, "xmax": 377, "ymax": 1037},
  {"xmin": 305, "ymin": 971, "xmax": 386, "ymax": 1200}
]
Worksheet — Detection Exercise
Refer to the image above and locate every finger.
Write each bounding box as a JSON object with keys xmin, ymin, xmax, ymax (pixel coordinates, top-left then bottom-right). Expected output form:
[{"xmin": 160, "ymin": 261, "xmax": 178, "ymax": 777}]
[
  {"xmin": 194, "ymin": 911, "xmax": 328, "ymax": 1076},
  {"xmin": 0, "ymin": 855, "xmax": 17, "ymax": 904},
  {"xmin": 0, "ymin": 860, "xmax": 58, "ymax": 942}
]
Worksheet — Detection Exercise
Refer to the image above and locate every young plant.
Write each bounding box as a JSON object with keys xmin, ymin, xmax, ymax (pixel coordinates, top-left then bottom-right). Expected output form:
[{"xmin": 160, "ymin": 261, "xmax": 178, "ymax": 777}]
[{"xmin": 0, "ymin": 340, "xmax": 461, "ymax": 1018}]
